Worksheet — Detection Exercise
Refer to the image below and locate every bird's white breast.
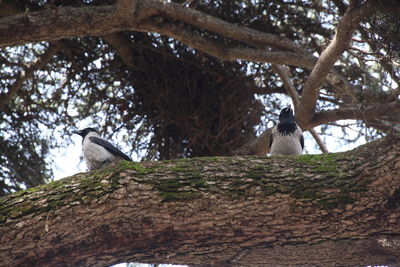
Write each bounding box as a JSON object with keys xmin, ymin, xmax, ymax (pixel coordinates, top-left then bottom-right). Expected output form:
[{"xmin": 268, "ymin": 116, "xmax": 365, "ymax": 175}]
[
  {"xmin": 82, "ymin": 132, "xmax": 116, "ymax": 169},
  {"xmin": 270, "ymin": 125, "xmax": 303, "ymax": 155}
]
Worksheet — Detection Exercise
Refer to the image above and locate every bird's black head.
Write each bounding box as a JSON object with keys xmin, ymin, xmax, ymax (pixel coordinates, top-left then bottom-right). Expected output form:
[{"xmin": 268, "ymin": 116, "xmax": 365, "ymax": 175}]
[
  {"xmin": 72, "ymin": 127, "xmax": 98, "ymax": 138},
  {"xmin": 277, "ymin": 106, "xmax": 297, "ymax": 135},
  {"xmin": 279, "ymin": 106, "xmax": 295, "ymax": 123}
]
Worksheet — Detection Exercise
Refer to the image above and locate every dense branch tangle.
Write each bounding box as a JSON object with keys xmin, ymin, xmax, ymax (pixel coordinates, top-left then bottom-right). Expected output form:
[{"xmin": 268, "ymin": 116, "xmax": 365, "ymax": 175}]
[{"xmin": 0, "ymin": 0, "xmax": 398, "ymax": 135}]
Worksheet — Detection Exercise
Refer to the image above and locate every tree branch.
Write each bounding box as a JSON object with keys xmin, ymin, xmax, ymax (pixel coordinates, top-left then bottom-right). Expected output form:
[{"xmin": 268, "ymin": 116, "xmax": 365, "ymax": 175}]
[
  {"xmin": 271, "ymin": 64, "xmax": 301, "ymax": 111},
  {"xmin": 148, "ymin": 0, "xmax": 306, "ymax": 54},
  {"xmin": 296, "ymin": 1, "xmax": 375, "ymax": 126},
  {"xmin": 116, "ymin": 0, "xmax": 136, "ymax": 19},
  {"xmin": 102, "ymin": 33, "xmax": 137, "ymax": 69},
  {"xmin": 1, "ymin": 135, "xmax": 400, "ymax": 266},
  {"xmin": 309, "ymin": 129, "xmax": 329, "ymax": 153},
  {"xmin": 310, "ymin": 100, "xmax": 400, "ymax": 129},
  {"xmin": 143, "ymin": 20, "xmax": 315, "ymax": 67},
  {"xmin": 0, "ymin": 0, "xmax": 373, "ymax": 112},
  {"xmin": 0, "ymin": 0, "xmax": 303, "ymax": 53}
]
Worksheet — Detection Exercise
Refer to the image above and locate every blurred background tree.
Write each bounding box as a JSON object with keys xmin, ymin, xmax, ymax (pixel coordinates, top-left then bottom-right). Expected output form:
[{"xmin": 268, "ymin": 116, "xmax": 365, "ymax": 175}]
[{"xmin": 0, "ymin": 0, "xmax": 399, "ymax": 196}]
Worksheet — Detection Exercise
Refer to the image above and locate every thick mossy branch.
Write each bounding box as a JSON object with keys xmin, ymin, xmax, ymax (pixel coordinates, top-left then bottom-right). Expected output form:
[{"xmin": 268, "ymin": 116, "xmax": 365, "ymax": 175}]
[
  {"xmin": 1, "ymin": 135, "xmax": 400, "ymax": 267},
  {"xmin": 0, "ymin": 136, "xmax": 393, "ymax": 221}
]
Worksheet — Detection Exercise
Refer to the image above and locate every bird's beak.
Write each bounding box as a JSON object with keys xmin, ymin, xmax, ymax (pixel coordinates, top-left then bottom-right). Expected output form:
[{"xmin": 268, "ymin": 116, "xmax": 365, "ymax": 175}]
[{"xmin": 72, "ymin": 130, "xmax": 81, "ymax": 135}]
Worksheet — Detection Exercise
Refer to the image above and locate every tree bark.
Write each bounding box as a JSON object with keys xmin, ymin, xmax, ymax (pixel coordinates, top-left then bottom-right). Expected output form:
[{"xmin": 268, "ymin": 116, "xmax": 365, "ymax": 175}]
[{"xmin": 1, "ymin": 135, "xmax": 400, "ymax": 267}]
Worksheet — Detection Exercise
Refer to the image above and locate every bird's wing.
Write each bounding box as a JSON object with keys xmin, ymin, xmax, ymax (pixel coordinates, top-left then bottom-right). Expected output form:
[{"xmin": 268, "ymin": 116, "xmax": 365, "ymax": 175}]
[
  {"xmin": 269, "ymin": 126, "xmax": 277, "ymax": 150},
  {"xmin": 88, "ymin": 136, "xmax": 132, "ymax": 161},
  {"xmin": 300, "ymin": 134, "xmax": 304, "ymax": 150},
  {"xmin": 269, "ymin": 131, "xmax": 273, "ymax": 149}
]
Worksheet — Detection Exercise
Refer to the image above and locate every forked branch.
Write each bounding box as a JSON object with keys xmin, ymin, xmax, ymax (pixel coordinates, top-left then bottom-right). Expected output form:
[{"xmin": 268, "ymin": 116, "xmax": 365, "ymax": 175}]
[{"xmin": 296, "ymin": 1, "xmax": 375, "ymax": 126}]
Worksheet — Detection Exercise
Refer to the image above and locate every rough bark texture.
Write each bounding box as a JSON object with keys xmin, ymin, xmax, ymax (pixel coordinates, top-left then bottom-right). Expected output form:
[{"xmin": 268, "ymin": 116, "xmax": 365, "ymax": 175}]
[
  {"xmin": 1, "ymin": 135, "xmax": 400, "ymax": 267},
  {"xmin": 1, "ymin": 0, "xmax": 400, "ymax": 152}
]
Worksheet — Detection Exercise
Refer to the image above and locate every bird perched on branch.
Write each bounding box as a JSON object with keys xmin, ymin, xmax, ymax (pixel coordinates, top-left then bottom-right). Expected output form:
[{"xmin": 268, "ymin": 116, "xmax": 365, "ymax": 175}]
[
  {"xmin": 73, "ymin": 127, "xmax": 132, "ymax": 171},
  {"xmin": 269, "ymin": 107, "xmax": 304, "ymax": 155}
]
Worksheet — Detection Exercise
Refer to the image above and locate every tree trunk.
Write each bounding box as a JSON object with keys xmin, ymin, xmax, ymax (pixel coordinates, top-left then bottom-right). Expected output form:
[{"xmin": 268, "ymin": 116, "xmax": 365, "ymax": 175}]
[{"xmin": 1, "ymin": 135, "xmax": 400, "ymax": 267}]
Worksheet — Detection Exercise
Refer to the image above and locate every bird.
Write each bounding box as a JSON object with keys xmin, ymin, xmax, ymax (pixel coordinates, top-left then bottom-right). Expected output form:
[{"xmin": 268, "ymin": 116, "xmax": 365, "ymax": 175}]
[
  {"xmin": 73, "ymin": 127, "xmax": 132, "ymax": 171},
  {"xmin": 269, "ymin": 106, "xmax": 304, "ymax": 155}
]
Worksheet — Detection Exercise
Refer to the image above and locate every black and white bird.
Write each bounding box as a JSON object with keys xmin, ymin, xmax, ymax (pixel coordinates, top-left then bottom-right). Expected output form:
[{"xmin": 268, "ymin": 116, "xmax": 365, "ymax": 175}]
[
  {"xmin": 269, "ymin": 106, "xmax": 304, "ymax": 155},
  {"xmin": 73, "ymin": 127, "xmax": 132, "ymax": 171}
]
